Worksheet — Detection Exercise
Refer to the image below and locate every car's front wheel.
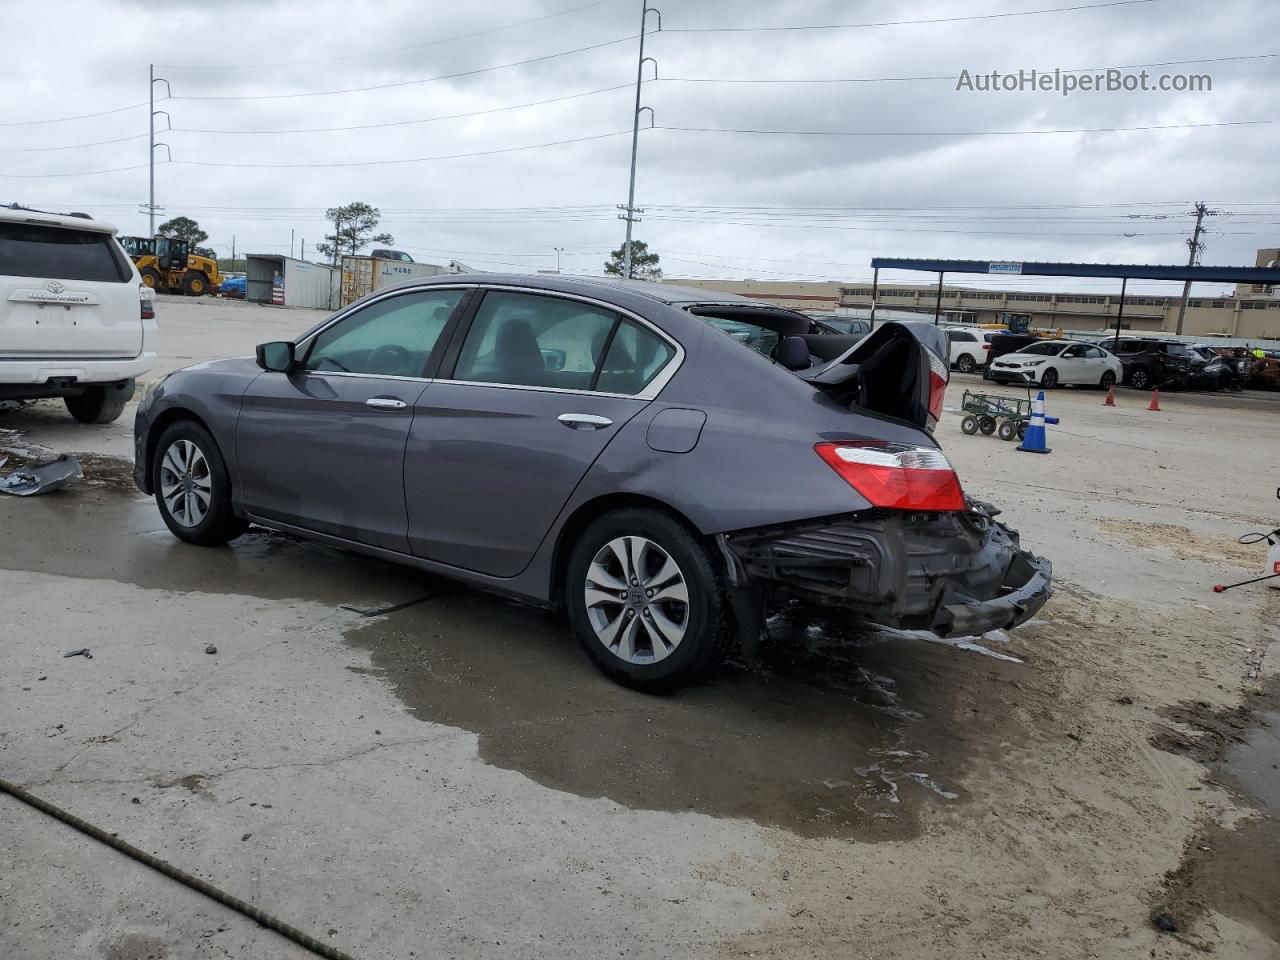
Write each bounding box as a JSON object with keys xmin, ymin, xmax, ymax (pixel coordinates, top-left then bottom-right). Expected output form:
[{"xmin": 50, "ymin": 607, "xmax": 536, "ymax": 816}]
[
  {"xmin": 152, "ymin": 420, "xmax": 248, "ymax": 546},
  {"xmin": 1130, "ymin": 369, "xmax": 1150, "ymax": 390},
  {"xmin": 566, "ymin": 508, "xmax": 731, "ymax": 690},
  {"xmin": 1040, "ymin": 367, "xmax": 1059, "ymax": 389}
]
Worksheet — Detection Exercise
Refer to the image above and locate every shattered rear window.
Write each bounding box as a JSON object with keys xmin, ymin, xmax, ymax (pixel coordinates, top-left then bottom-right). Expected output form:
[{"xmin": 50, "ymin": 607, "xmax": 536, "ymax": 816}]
[{"xmin": 700, "ymin": 316, "xmax": 780, "ymax": 357}]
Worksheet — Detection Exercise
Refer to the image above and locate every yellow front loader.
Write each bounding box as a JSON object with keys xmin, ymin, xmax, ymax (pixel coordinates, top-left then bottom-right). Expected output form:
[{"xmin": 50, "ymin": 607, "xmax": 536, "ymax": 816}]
[{"xmin": 120, "ymin": 236, "xmax": 222, "ymax": 296}]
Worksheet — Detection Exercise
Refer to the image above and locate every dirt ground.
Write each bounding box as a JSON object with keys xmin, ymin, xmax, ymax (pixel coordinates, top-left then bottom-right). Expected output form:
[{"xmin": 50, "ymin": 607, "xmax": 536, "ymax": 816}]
[{"xmin": 1, "ymin": 297, "xmax": 1278, "ymax": 959}]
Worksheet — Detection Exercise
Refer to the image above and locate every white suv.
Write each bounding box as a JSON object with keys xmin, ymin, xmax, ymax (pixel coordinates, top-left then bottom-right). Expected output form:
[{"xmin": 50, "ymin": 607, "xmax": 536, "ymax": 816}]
[{"xmin": 0, "ymin": 205, "xmax": 156, "ymax": 423}]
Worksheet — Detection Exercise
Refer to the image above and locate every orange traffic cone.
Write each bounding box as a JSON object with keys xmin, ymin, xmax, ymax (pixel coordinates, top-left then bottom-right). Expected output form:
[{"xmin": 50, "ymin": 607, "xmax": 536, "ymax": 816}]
[
  {"xmin": 1148, "ymin": 388, "xmax": 1161, "ymax": 411},
  {"xmin": 1104, "ymin": 384, "xmax": 1116, "ymax": 406}
]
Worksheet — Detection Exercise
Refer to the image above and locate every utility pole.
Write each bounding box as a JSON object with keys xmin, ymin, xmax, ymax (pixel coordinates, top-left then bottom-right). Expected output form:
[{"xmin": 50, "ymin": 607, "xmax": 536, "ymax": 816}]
[
  {"xmin": 290, "ymin": 229, "xmax": 295, "ymax": 260},
  {"xmin": 554, "ymin": 246, "xmax": 564, "ymax": 274},
  {"xmin": 231, "ymin": 235, "xmax": 236, "ymax": 266},
  {"xmin": 146, "ymin": 66, "xmax": 171, "ymax": 239},
  {"xmin": 620, "ymin": 2, "xmax": 659, "ymax": 279},
  {"xmin": 1174, "ymin": 201, "xmax": 1221, "ymax": 336},
  {"xmin": 301, "ymin": 238, "xmax": 306, "ymax": 262}
]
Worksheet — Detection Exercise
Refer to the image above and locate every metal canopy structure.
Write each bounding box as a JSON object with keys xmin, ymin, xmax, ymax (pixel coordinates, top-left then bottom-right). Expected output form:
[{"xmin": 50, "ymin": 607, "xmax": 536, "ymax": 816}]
[{"xmin": 866, "ymin": 257, "xmax": 1280, "ymax": 342}]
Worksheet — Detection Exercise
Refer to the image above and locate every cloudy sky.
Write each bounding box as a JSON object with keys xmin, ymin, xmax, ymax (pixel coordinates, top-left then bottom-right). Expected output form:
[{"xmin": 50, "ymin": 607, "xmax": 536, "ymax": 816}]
[{"xmin": 3, "ymin": 0, "xmax": 1277, "ymax": 295}]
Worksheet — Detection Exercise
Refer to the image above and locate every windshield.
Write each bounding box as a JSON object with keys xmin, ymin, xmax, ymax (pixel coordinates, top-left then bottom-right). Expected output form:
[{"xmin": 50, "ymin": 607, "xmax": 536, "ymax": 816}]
[{"xmin": 1017, "ymin": 341, "xmax": 1065, "ymax": 357}]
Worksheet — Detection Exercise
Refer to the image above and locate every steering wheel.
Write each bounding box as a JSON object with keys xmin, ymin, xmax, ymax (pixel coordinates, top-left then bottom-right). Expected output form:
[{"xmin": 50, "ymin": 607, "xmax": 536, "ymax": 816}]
[{"xmin": 367, "ymin": 343, "xmax": 417, "ymax": 376}]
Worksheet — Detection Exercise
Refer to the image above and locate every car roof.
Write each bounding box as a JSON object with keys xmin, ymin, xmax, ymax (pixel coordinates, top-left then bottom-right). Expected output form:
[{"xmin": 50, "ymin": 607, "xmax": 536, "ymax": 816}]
[
  {"xmin": 0, "ymin": 204, "xmax": 119, "ymax": 234},
  {"xmin": 378, "ymin": 272, "xmax": 772, "ymax": 309}
]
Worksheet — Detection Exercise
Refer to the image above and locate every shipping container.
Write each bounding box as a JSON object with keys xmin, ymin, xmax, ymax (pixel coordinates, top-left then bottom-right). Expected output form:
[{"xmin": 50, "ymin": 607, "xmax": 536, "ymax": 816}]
[
  {"xmin": 339, "ymin": 255, "xmax": 454, "ymax": 306},
  {"xmin": 244, "ymin": 255, "xmax": 340, "ymax": 310}
]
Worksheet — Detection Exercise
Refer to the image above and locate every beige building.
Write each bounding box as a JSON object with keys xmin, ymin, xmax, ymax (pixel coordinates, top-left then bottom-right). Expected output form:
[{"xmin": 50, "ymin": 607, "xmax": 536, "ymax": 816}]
[{"xmin": 665, "ymin": 250, "xmax": 1280, "ymax": 340}]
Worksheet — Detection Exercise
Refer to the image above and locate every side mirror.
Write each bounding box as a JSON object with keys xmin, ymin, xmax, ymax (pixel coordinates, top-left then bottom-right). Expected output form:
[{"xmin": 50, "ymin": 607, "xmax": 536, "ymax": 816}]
[{"xmin": 256, "ymin": 341, "xmax": 296, "ymax": 372}]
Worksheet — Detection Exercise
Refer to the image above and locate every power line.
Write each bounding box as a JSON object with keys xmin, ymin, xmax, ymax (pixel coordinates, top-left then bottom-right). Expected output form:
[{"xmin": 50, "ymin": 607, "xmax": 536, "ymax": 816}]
[
  {"xmin": 656, "ymin": 119, "xmax": 1276, "ymax": 137},
  {"xmin": 157, "ymin": 0, "xmax": 619, "ymax": 71},
  {"xmin": 172, "ymin": 84, "xmax": 633, "ymax": 135},
  {"xmin": 169, "ymin": 35, "xmax": 637, "ymax": 102},
  {"xmin": 173, "ymin": 130, "xmax": 632, "ymax": 169},
  {"xmin": 0, "ymin": 67, "xmax": 147, "ymax": 104},
  {"xmin": 658, "ymin": 52, "xmax": 1278, "ymax": 84},
  {"xmin": 0, "ymin": 101, "xmax": 150, "ymax": 127},
  {"xmin": 661, "ymin": 0, "xmax": 1160, "ymax": 33},
  {"xmin": 0, "ymin": 132, "xmax": 150, "ymax": 152}
]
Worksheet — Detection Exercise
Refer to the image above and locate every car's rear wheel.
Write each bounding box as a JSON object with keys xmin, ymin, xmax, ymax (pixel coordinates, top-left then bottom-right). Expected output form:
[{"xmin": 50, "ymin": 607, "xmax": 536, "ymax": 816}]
[
  {"xmin": 566, "ymin": 508, "xmax": 731, "ymax": 691},
  {"xmin": 1100, "ymin": 370, "xmax": 1116, "ymax": 390},
  {"xmin": 956, "ymin": 354, "xmax": 975, "ymax": 374},
  {"xmin": 1040, "ymin": 368, "xmax": 1059, "ymax": 389},
  {"xmin": 1130, "ymin": 369, "xmax": 1150, "ymax": 390},
  {"xmin": 152, "ymin": 420, "xmax": 248, "ymax": 546},
  {"xmin": 65, "ymin": 380, "xmax": 134, "ymax": 424}
]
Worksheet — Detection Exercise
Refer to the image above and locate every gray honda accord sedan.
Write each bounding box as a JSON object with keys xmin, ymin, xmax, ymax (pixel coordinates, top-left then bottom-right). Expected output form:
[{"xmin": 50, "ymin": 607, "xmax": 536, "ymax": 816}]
[{"xmin": 134, "ymin": 274, "xmax": 1051, "ymax": 689}]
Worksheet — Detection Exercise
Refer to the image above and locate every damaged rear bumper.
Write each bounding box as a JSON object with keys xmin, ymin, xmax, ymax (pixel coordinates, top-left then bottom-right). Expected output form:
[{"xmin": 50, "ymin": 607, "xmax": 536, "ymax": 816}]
[{"xmin": 716, "ymin": 505, "xmax": 1052, "ymax": 638}]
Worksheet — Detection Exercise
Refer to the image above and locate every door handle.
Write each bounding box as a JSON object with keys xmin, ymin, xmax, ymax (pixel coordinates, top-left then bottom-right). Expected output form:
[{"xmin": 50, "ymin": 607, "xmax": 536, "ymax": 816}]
[
  {"xmin": 365, "ymin": 397, "xmax": 407, "ymax": 410},
  {"xmin": 557, "ymin": 413, "xmax": 613, "ymax": 430}
]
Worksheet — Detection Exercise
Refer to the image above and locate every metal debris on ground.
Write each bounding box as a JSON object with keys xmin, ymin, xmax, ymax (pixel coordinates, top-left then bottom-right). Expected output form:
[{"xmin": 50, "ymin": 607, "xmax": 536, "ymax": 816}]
[
  {"xmin": 0, "ymin": 455, "xmax": 83, "ymax": 496},
  {"xmin": 63, "ymin": 648, "xmax": 93, "ymax": 659},
  {"xmin": 205, "ymin": 643, "xmax": 217, "ymax": 655}
]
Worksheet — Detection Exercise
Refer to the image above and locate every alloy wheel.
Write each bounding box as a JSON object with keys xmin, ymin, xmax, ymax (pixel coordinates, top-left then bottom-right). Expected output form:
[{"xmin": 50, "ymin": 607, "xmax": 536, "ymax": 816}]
[
  {"xmin": 584, "ymin": 536, "xmax": 689, "ymax": 664},
  {"xmin": 159, "ymin": 439, "xmax": 212, "ymax": 528}
]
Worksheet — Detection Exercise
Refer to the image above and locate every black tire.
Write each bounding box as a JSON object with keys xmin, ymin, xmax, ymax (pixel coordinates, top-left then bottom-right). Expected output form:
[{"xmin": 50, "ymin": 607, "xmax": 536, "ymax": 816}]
[
  {"xmin": 566, "ymin": 507, "xmax": 732, "ymax": 691},
  {"xmin": 978, "ymin": 416, "xmax": 997, "ymax": 435},
  {"xmin": 1040, "ymin": 367, "xmax": 1059, "ymax": 389},
  {"xmin": 151, "ymin": 420, "xmax": 248, "ymax": 546},
  {"xmin": 183, "ymin": 271, "xmax": 208, "ymax": 296},
  {"xmin": 65, "ymin": 380, "xmax": 134, "ymax": 424},
  {"xmin": 1130, "ymin": 369, "xmax": 1150, "ymax": 390},
  {"xmin": 960, "ymin": 415, "xmax": 979, "ymax": 435},
  {"xmin": 1017, "ymin": 421, "xmax": 1028, "ymax": 441},
  {"xmin": 1100, "ymin": 370, "xmax": 1116, "ymax": 390},
  {"xmin": 997, "ymin": 419, "xmax": 1018, "ymax": 441},
  {"xmin": 956, "ymin": 354, "xmax": 975, "ymax": 374}
]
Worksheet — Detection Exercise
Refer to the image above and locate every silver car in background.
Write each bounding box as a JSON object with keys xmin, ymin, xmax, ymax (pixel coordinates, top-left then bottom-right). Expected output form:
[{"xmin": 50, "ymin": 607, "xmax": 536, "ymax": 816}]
[{"xmin": 134, "ymin": 274, "xmax": 1051, "ymax": 689}]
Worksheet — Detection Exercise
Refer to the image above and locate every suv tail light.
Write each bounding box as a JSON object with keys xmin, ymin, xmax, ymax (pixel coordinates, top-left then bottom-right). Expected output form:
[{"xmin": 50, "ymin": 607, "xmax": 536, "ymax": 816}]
[
  {"xmin": 925, "ymin": 348, "xmax": 948, "ymax": 428},
  {"xmin": 139, "ymin": 284, "xmax": 155, "ymax": 320},
  {"xmin": 816, "ymin": 441, "xmax": 965, "ymax": 511},
  {"xmin": 982, "ymin": 342, "xmax": 992, "ymax": 351}
]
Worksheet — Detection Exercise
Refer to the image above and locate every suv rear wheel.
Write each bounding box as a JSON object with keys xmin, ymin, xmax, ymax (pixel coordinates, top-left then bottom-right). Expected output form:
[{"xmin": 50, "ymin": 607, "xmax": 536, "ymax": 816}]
[
  {"xmin": 65, "ymin": 380, "xmax": 135, "ymax": 424},
  {"xmin": 956, "ymin": 354, "xmax": 975, "ymax": 374},
  {"xmin": 566, "ymin": 508, "xmax": 731, "ymax": 691}
]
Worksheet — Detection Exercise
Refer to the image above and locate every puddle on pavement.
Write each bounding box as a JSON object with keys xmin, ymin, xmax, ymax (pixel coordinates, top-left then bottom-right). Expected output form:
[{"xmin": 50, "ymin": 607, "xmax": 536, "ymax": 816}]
[
  {"xmin": 1153, "ymin": 675, "xmax": 1280, "ymax": 943},
  {"xmin": 2, "ymin": 450, "xmax": 1026, "ymax": 841},
  {"xmin": 343, "ymin": 596, "xmax": 1022, "ymax": 841}
]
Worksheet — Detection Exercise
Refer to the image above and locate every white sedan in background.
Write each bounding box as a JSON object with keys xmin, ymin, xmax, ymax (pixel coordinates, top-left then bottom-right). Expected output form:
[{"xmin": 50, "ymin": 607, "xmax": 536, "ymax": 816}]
[{"xmin": 989, "ymin": 340, "xmax": 1123, "ymax": 389}]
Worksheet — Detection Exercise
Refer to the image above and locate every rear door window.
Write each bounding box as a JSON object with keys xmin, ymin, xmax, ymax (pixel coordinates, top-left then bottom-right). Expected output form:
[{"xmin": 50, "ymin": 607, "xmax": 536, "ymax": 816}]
[{"xmin": 0, "ymin": 223, "xmax": 130, "ymax": 282}]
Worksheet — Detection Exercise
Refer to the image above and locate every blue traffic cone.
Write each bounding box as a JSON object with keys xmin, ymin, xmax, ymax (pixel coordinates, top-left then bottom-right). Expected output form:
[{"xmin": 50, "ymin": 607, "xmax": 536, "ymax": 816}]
[{"xmin": 1017, "ymin": 390, "xmax": 1059, "ymax": 454}]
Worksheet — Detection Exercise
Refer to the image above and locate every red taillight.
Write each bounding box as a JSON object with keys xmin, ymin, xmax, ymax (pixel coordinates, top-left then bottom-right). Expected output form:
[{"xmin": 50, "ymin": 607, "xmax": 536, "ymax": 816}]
[
  {"xmin": 925, "ymin": 348, "xmax": 948, "ymax": 427},
  {"xmin": 816, "ymin": 441, "xmax": 965, "ymax": 512},
  {"xmin": 139, "ymin": 284, "xmax": 155, "ymax": 320},
  {"xmin": 983, "ymin": 343, "xmax": 992, "ymax": 351}
]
